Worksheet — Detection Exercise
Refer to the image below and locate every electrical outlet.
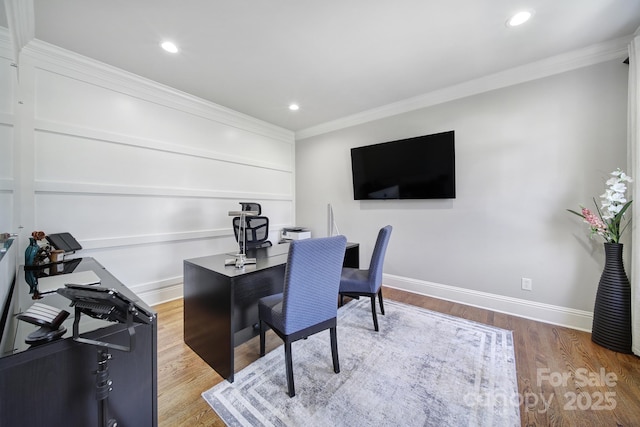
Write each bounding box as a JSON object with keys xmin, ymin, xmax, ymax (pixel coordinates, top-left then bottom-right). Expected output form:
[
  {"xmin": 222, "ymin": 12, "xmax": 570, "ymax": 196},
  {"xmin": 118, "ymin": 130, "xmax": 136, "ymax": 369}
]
[{"xmin": 521, "ymin": 277, "xmax": 532, "ymax": 291}]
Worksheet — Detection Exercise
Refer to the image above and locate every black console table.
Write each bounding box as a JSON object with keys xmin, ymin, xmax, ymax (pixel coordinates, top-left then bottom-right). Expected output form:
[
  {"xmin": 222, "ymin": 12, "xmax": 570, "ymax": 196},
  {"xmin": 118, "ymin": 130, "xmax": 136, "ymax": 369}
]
[
  {"xmin": 0, "ymin": 257, "xmax": 157, "ymax": 427},
  {"xmin": 184, "ymin": 241, "xmax": 359, "ymax": 382}
]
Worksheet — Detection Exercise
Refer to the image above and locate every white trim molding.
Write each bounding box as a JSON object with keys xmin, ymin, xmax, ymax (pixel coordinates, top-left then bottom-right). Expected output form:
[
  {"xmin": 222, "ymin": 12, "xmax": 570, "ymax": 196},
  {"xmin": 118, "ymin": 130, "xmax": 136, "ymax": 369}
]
[
  {"xmin": 131, "ymin": 277, "xmax": 183, "ymax": 307},
  {"xmin": 142, "ymin": 272, "xmax": 595, "ymax": 330},
  {"xmin": 0, "ymin": 27, "xmax": 14, "ymax": 60},
  {"xmin": 34, "ymin": 119, "xmax": 293, "ymax": 173},
  {"xmin": 0, "ymin": 179, "xmax": 13, "ymax": 192},
  {"xmin": 21, "ymin": 39, "xmax": 294, "ymax": 144},
  {"xmin": 70, "ymin": 224, "xmax": 286, "ymax": 251},
  {"xmin": 296, "ymin": 35, "xmax": 632, "ymax": 140},
  {"xmin": 3, "ymin": 0, "xmax": 34, "ymax": 61},
  {"xmin": 33, "ymin": 180, "xmax": 293, "ymax": 201},
  {"xmin": 383, "ymin": 274, "xmax": 593, "ymax": 332}
]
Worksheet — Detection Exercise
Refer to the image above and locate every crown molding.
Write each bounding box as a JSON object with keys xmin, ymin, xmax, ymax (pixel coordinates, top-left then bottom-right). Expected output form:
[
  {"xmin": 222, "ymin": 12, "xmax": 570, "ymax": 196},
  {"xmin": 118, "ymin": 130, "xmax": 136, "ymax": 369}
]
[
  {"xmin": 20, "ymin": 39, "xmax": 294, "ymax": 144},
  {"xmin": 3, "ymin": 0, "xmax": 34, "ymax": 61},
  {"xmin": 0, "ymin": 27, "xmax": 13, "ymax": 59},
  {"xmin": 296, "ymin": 35, "xmax": 633, "ymax": 141}
]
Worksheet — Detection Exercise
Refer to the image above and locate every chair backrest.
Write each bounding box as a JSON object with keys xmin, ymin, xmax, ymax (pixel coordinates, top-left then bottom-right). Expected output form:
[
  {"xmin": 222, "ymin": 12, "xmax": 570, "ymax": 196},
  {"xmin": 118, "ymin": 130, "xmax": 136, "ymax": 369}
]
[
  {"xmin": 281, "ymin": 235, "xmax": 347, "ymax": 334},
  {"xmin": 239, "ymin": 202, "xmax": 261, "ymax": 215},
  {"xmin": 367, "ymin": 225, "xmax": 393, "ymax": 290},
  {"xmin": 232, "ymin": 216, "xmax": 271, "ymax": 251}
]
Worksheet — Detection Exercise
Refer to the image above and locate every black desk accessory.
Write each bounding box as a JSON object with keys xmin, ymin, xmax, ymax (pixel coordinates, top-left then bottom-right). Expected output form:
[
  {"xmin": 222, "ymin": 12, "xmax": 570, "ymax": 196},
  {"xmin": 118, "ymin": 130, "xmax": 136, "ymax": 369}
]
[
  {"xmin": 23, "ymin": 257, "xmax": 82, "ymax": 273},
  {"xmin": 57, "ymin": 284, "xmax": 154, "ymax": 427},
  {"xmin": 16, "ymin": 302, "xmax": 70, "ymax": 345},
  {"xmin": 23, "ymin": 258, "xmax": 84, "ymax": 298},
  {"xmin": 46, "ymin": 232, "xmax": 82, "ymax": 254}
]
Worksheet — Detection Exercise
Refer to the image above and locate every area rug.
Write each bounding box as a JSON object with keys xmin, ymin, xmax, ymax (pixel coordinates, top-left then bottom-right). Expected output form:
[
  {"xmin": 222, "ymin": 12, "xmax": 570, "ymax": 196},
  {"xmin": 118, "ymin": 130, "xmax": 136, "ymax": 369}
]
[{"xmin": 202, "ymin": 298, "xmax": 520, "ymax": 426}]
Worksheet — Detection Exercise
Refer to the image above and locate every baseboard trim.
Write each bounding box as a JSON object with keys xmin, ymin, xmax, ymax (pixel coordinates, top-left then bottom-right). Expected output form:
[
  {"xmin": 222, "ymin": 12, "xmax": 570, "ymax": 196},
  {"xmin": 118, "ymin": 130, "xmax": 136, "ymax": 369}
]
[
  {"xmin": 383, "ymin": 274, "xmax": 593, "ymax": 332},
  {"xmin": 133, "ymin": 281, "xmax": 183, "ymax": 307},
  {"xmin": 138, "ymin": 273, "xmax": 594, "ymax": 332}
]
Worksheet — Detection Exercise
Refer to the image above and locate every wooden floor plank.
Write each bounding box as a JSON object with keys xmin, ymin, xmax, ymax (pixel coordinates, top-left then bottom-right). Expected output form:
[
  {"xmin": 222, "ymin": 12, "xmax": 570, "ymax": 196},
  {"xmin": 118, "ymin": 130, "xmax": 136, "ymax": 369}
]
[{"xmin": 156, "ymin": 287, "xmax": 640, "ymax": 426}]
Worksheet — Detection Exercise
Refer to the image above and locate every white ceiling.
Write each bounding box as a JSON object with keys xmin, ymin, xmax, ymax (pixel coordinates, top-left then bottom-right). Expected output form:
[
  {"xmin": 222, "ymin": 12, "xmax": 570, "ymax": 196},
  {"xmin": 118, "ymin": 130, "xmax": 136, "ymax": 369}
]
[{"xmin": 5, "ymin": 1, "xmax": 640, "ymax": 132}]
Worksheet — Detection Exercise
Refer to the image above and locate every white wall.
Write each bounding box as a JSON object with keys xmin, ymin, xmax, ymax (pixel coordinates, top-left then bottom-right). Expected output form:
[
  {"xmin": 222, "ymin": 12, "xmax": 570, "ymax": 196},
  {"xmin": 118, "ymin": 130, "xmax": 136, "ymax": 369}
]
[
  {"xmin": 0, "ymin": 30, "xmax": 16, "ymax": 350},
  {"xmin": 296, "ymin": 59, "xmax": 629, "ymax": 330},
  {"xmin": 10, "ymin": 38, "xmax": 295, "ymax": 305},
  {"xmin": 0, "ymin": 29, "xmax": 15, "ymax": 234}
]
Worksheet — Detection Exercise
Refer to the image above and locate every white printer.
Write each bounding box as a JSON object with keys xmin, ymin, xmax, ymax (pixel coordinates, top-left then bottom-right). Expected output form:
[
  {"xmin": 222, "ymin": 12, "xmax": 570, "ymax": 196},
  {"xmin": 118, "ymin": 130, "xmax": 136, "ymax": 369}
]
[{"xmin": 281, "ymin": 227, "xmax": 311, "ymax": 240}]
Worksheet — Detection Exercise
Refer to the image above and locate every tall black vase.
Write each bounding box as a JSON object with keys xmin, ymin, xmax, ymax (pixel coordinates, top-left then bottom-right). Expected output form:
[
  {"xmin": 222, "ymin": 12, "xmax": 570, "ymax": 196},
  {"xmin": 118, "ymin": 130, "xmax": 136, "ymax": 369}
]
[{"xmin": 591, "ymin": 242, "xmax": 632, "ymax": 353}]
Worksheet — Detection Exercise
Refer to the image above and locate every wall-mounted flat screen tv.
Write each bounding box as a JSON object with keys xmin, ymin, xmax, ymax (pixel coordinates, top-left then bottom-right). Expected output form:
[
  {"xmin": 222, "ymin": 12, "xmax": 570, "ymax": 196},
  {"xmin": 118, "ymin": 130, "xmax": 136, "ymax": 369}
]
[{"xmin": 350, "ymin": 130, "xmax": 455, "ymax": 200}]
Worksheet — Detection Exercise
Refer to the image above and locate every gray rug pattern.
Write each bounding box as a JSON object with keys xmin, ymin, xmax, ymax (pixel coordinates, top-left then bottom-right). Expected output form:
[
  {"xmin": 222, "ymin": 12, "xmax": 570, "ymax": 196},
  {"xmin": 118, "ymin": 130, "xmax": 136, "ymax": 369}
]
[{"xmin": 202, "ymin": 298, "xmax": 520, "ymax": 426}]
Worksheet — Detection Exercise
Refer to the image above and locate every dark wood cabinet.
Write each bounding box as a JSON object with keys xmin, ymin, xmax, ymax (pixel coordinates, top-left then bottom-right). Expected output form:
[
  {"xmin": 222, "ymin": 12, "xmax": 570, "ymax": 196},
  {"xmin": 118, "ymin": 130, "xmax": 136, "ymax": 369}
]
[{"xmin": 0, "ymin": 257, "xmax": 157, "ymax": 427}]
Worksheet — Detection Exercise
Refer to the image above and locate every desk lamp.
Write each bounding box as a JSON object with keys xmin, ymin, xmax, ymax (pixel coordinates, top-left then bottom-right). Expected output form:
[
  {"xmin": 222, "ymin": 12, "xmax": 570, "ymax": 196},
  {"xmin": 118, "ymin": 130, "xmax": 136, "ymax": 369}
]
[{"xmin": 225, "ymin": 210, "xmax": 258, "ymax": 268}]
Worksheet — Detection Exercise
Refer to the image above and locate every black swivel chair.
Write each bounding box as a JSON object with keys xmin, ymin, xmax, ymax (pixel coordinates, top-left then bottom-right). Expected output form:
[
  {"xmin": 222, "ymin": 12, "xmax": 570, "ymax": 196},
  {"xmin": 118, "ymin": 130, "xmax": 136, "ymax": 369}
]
[{"xmin": 232, "ymin": 202, "xmax": 272, "ymax": 252}]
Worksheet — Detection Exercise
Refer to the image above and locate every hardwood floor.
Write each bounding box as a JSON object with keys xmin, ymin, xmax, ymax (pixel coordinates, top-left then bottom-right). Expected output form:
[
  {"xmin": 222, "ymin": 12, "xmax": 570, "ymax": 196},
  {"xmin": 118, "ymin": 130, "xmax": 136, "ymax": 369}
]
[{"xmin": 156, "ymin": 287, "xmax": 640, "ymax": 426}]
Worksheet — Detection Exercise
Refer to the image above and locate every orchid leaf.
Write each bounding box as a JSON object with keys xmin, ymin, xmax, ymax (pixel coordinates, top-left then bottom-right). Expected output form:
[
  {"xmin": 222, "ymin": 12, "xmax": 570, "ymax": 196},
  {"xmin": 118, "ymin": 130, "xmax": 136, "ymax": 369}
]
[{"xmin": 566, "ymin": 209, "xmax": 585, "ymax": 218}]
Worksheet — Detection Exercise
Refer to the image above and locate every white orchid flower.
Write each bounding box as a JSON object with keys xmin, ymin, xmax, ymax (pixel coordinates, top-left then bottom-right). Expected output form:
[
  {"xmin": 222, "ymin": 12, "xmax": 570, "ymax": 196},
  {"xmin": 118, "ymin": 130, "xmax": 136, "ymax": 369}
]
[
  {"xmin": 570, "ymin": 169, "xmax": 633, "ymax": 243},
  {"xmin": 610, "ymin": 182, "xmax": 627, "ymax": 193},
  {"xmin": 611, "ymin": 169, "xmax": 633, "ymax": 182},
  {"xmin": 608, "ymin": 193, "xmax": 627, "ymax": 204},
  {"xmin": 609, "ymin": 204, "xmax": 623, "ymax": 214}
]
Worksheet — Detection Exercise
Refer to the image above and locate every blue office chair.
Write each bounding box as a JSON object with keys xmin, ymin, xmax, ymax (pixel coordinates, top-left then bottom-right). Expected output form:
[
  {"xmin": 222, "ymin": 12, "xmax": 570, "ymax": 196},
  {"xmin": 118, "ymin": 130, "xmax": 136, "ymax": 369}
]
[
  {"xmin": 258, "ymin": 235, "xmax": 347, "ymax": 397},
  {"xmin": 339, "ymin": 225, "xmax": 392, "ymax": 331}
]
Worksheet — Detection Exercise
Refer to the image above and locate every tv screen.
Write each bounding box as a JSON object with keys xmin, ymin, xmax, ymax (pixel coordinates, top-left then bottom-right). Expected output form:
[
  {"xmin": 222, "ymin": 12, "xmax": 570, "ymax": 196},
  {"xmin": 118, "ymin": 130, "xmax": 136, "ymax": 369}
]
[{"xmin": 350, "ymin": 131, "xmax": 455, "ymax": 200}]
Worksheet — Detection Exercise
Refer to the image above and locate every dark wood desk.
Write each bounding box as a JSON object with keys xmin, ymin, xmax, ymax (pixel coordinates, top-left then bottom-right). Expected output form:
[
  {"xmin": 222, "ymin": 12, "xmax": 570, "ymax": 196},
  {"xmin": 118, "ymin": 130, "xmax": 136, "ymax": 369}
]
[
  {"xmin": 0, "ymin": 257, "xmax": 157, "ymax": 427},
  {"xmin": 183, "ymin": 242, "xmax": 359, "ymax": 382}
]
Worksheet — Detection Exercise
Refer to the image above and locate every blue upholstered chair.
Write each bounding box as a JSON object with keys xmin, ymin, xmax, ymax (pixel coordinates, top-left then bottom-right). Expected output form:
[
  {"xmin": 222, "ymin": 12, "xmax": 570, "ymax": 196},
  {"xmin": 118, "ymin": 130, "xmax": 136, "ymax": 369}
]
[
  {"xmin": 339, "ymin": 225, "xmax": 392, "ymax": 331},
  {"xmin": 258, "ymin": 235, "xmax": 347, "ymax": 397}
]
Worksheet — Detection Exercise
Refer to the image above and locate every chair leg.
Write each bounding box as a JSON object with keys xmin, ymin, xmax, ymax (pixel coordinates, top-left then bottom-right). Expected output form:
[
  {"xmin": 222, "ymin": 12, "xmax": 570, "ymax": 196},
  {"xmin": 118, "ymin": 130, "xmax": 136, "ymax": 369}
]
[
  {"xmin": 259, "ymin": 320, "xmax": 266, "ymax": 357},
  {"xmin": 330, "ymin": 327, "xmax": 340, "ymax": 373},
  {"xmin": 370, "ymin": 295, "xmax": 379, "ymax": 331},
  {"xmin": 378, "ymin": 289, "xmax": 385, "ymax": 316},
  {"xmin": 284, "ymin": 341, "xmax": 295, "ymax": 397}
]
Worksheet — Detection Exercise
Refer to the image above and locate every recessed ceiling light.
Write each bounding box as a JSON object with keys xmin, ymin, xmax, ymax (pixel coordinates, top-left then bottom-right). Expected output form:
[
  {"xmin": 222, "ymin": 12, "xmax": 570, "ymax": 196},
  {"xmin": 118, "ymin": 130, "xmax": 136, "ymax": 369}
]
[
  {"xmin": 507, "ymin": 10, "xmax": 533, "ymax": 27},
  {"xmin": 289, "ymin": 104, "xmax": 300, "ymax": 111},
  {"xmin": 161, "ymin": 41, "xmax": 179, "ymax": 53}
]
